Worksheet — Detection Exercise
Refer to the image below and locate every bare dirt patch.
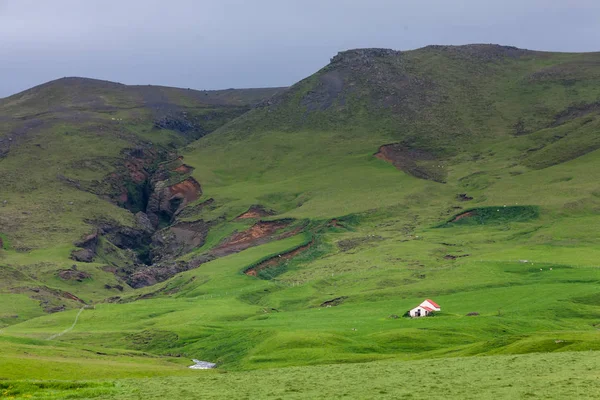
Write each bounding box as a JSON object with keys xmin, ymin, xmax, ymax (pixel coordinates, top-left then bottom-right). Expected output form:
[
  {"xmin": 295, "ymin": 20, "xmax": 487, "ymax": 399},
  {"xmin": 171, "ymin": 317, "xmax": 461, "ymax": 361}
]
[
  {"xmin": 451, "ymin": 211, "xmax": 475, "ymax": 222},
  {"xmin": 174, "ymin": 164, "xmax": 193, "ymax": 174},
  {"xmin": 212, "ymin": 220, "xmax": 291, "ymax": 257},
  {"xmin": 235, "ymin": 205, "xmax": 276, "ymax": 220},
  {"xmin": 167, "ymin": 177, "xmax": 202, "ymax": 203}
]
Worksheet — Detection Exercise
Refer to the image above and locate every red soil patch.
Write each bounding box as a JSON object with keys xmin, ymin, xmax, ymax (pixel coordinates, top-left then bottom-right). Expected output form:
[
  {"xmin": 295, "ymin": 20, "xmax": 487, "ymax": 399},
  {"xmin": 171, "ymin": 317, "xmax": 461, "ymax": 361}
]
[
  {"xmin": 212, "ymin": 220, "xmax": 291, "ymax": 256},
  {"xmin": 168, "ymin": 177, "xmax": 202, "ymax": 203},
  {"xmin": 174, "ymin": 164, "xmax": 193, "ymax": 174},
  {"xmin": 62, "ymin": 291, "xmax": 85, "ymax": 303},
  {"xmin": 245, "ymin": 240, "xmax": 313, "ymax": 277},
  {"xmin": 124, "ymin": 160, "xmax": 148, "ymax": 183},
  {"xmin": 451, "ymin": 211, "xmax": 475, "ymax": 222},
  {"xmin": 236, "ymin": 205, "xmax": 275, "ymax": 220}
]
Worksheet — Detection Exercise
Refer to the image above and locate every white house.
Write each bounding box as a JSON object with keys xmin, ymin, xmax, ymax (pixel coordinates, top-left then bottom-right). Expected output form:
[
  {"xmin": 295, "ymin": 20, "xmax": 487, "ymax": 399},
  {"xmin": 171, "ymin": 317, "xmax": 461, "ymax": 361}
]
[{"xmin": 409, "ymin": 299, "xmax": 441, "ymax": 317}]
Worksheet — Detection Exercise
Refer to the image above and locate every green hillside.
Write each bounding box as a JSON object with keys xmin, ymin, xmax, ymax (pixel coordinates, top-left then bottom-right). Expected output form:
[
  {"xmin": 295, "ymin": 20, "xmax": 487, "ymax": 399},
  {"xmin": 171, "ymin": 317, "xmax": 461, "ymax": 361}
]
[{"xmin": 1, "ymin": 46, "xmax": 600, "ymax": 399}]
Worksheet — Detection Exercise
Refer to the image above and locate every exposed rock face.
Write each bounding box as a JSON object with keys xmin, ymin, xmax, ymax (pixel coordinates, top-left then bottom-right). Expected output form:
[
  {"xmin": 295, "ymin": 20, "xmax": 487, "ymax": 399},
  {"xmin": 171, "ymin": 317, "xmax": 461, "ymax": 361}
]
[
  {"xmin": 70, "ymin": 232, "xmax": 99, "ymax": 263},
  {"xmin": 135, "ymin": 212, "xmax": 155, "ymax": 234},
  {"xmin": 146, "ymin": 177, "xmax": 202, "ymax": 228},
  {"xmin": 330, "ymin": 48, "xmax": 401, "ymax": 65},
  {"xmin": 71, "ymin": 249, "xmax": 95, "ymax": 263},
  {"xmin": 151, "ymin": 220, "xmax": 210, "ymax": 263}
]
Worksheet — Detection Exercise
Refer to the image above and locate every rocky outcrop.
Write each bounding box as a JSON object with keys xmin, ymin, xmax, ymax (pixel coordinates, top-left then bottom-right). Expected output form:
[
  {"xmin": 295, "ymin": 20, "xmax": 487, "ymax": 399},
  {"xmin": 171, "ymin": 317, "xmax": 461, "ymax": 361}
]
[
  {"xmin": 151, "ymin": 220, "xmax": 210, "ymax": 263},
  {"xmin": 58, "ymin": 266, "xmax": 92, "ymax": 282},
  {"xmin": 146, "ymin": 177, "xmax": 202, "ymax": 227},
  {"xmin": 70, "ymin": 232, "xmax": 99, "ymax": 263}
]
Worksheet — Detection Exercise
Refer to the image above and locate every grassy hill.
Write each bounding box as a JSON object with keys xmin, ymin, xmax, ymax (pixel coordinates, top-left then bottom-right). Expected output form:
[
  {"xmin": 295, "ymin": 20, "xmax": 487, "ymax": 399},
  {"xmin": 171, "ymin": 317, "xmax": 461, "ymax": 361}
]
[
  {"xmin": 0, "ymin": 78, "xmax": 284, "ymax": 322},
  {"xmin": 1, "ymin": 46, "xmax": 600, "ymax": 399}
]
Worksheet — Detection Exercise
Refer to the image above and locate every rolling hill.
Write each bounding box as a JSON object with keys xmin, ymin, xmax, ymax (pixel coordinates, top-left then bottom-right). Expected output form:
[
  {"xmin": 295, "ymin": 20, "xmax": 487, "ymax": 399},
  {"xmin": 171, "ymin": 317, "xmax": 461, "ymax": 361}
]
[{"xmin": 1, "ymin": 45, "xmax": 600, "ymax": 399}]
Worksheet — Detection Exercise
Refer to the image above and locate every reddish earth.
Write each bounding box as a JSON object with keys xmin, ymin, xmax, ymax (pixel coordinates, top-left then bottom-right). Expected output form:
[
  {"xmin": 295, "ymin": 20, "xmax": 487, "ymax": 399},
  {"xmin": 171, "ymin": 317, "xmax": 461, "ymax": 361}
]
[
  {"xmin": 174, "ymin": 164, "xmax": 193, "ymax": 174},
  {"xmin": 451, "ymin": 211, "xmax": 475, "ymax": 222},
  {"xmin": 125, "ymin": 159, "xmax": 148, "ymax": 183},
  {"xmin": 328, "ymin": 219, "xmax": 341, "ymax": 228},
  {"xmin": 236, "ymin": 205, "xmax": 275, "ymax": 220},
  {"xmin": 63, "ymin": 291, "xmax": 85, "ymax": 303},
  {"xmin": 212, "ymin": 220, "xmax": 291, "ymax": 256},
  {"xmin": 168, "ymin": 177, "xmax": 202, "ymax": 203},
  {"xmin": 245, "ymin": 240, "xmax": 313, "ymax": 277}
]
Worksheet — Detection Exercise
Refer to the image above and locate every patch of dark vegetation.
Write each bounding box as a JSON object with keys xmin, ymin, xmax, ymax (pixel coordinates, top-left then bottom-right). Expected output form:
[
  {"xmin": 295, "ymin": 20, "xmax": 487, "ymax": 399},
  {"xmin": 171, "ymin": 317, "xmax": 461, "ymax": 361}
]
[
  {"xmin": 458, "ymin": 171, "xmax": 491, "ymax": 190},
  {"xmin": 443, "ymin": 254, "xmax": 470, "ymax": 260},
  {"xmin": 320, "ymin": 296, "xmax": 348, "ymax": 307},
  {"xmin": 571, "ymin": 292, "xmax": 600, "ymax": 306},
  {"xmin": 466, "ymin": 312, "xmax": 480, "ymax": 316},
  {"xmin": 125, "ymin": 329, "xmax": 180, "ymax": 351},
  {"xmin": 437, "ymin": 206, "xmax": 540, "ymax": 227},
  {"xmin": 0, "ymin": 381, "xmax": 116, "ymax": 399},
  {"xmin": 513, "ymin": 118, "xmax": 530, "ymax": 135},
  {"xmin": 337, "ymin": 235, "xmax": 384, "ymax": 252},
  {"xmin": 375, "ymin": 143, "xmax": 446, "ymax": 183},
  {"xmin": 550, "ymin": 101, "xmax": 600, "ymax": 127},
  {"xmin": 238, "ymin": 286, "xmax": 284, "ymax": 305}
]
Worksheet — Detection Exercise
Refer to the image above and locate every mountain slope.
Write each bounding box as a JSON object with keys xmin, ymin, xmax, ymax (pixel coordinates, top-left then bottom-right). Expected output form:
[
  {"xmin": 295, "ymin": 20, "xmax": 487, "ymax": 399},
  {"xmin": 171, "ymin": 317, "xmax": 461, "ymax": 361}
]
[
  {"xmin": 2, "ymin": 46, "xmax": 600, "ymax": 398},
  {"xmin": 0, "ymin": 78, "xmax": 284, "ymax": 319}
]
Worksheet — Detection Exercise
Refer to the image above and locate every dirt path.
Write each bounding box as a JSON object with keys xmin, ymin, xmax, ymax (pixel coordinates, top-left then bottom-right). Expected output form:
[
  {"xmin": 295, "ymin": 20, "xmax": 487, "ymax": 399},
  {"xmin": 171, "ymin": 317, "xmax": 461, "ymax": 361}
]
[{"xmin": 46, "ymin": 306, "xmax": 90, "ymax": 340}]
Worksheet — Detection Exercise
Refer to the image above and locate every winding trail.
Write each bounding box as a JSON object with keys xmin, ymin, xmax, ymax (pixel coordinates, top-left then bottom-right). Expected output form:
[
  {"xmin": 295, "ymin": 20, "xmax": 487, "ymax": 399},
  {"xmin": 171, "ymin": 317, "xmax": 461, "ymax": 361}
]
[{"xmin": 47, "ymin": 306, "xmax": 88, "ymax": 340}]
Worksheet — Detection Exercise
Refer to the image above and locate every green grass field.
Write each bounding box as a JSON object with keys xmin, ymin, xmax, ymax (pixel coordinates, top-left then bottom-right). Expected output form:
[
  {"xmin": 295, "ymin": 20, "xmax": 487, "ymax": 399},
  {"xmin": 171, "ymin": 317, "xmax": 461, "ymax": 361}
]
[{"xmin": 1, "ymin": 46, "xmax": 600, "ymax": 398}]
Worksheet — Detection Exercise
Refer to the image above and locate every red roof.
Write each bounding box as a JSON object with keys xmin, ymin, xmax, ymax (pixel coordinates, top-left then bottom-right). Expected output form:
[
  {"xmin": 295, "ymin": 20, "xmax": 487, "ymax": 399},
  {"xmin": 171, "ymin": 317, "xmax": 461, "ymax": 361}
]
[
  {"xmin": 424, "ymin": 299, "xmax": 440, "ymax": 308},
  {"xmin": 422, "ymin": 306, "xmax": 434, "ymax": 312}
]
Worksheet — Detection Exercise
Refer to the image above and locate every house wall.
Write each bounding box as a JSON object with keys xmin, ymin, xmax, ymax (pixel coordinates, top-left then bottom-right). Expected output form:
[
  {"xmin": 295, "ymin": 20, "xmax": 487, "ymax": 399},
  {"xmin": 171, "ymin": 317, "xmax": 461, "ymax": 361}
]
[{"xmin": 409, "ymin": 306, "xmax": 429, "ymax": 317}]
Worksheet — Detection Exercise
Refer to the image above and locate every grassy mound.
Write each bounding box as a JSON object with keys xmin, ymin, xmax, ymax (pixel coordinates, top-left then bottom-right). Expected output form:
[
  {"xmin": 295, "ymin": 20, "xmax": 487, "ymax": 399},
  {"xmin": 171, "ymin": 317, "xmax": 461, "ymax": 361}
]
[{"xmin": 438, "ymin": 206, "xmax": 540, "ymax": 227}]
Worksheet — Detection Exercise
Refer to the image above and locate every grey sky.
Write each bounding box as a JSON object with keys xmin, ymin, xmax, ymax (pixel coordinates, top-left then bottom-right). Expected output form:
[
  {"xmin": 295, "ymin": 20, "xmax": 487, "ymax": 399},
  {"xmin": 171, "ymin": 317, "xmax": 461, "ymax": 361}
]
[{"xmin": 1, "ymin": 0, "xmax": 599, "ymax": 97}]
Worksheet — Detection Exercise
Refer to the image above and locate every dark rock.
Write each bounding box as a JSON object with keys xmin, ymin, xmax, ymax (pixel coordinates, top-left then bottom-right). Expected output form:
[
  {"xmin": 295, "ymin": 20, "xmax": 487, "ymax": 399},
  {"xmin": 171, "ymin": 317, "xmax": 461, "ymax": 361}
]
[
  {"xmin": 135, "ymin": 212, "xmax": 155, "ymax": 234},
  {"xmin": 71, "ymin": 248, "xmax": 95, "ymax": 263},
  {"xmin": 457, "ymin": 193, "xmax": 473, "ymax": 201},
  {"xmin": 320, "ymin": 296, "xmax": 348, "ymax": 307},
  {"xmin": 46, "ymin": 305, "xmax": 66, "ymax": 313},
  {"xmin": 58, "ymin": 269, "xmax": 91, "ymax": 281},
  {"xmin": 151, "ymin": 220, "xmax": 210, "ymax": 263}
]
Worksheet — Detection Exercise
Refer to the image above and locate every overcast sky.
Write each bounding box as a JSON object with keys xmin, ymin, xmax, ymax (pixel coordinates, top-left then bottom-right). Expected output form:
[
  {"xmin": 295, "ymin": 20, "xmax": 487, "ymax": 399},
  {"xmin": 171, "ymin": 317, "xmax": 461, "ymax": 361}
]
[{"xmin": 1, "ymin": 0, "xmax": 599, "ymax": 97}]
